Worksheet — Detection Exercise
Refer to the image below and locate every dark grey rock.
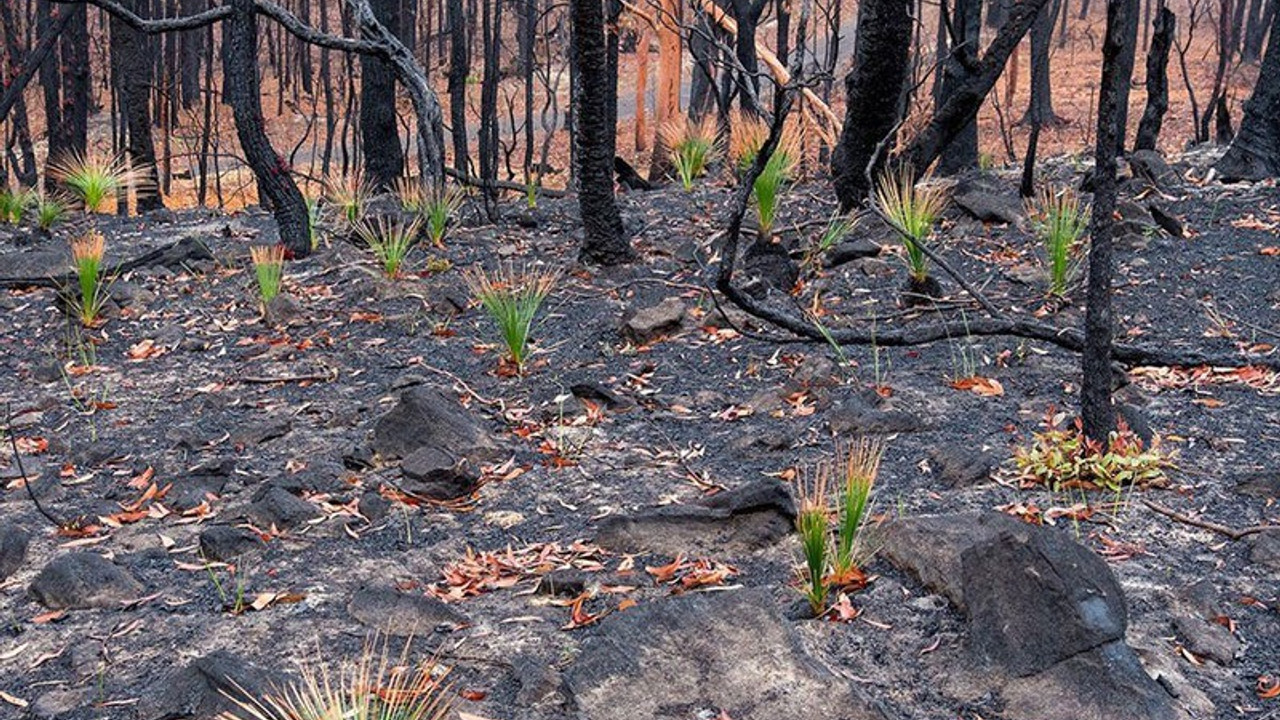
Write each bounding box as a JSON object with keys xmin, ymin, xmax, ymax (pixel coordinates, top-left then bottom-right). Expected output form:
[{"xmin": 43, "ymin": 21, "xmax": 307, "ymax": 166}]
[
  {"xmin": 198, "ymin": 526, "xmax": 266, "ymax": 563},
  {"xmin": 245, "ymin": 484, "xmax": 320, "ymax": 529},
  {"xmin": 513, "ymin": 654, "xmax": 566, "ymax": 708},
  {"xmin": 346, "ymin": 587, "xmax": 469, "ymax": 636},
  {"xmin": 0, "ymin": 524, "xmax": 29, "ymax": 580},
  {"xmin": 622, "ymin": 297, "xmax": 686, "ymax": 344},
  {"xmin": 534, "ymin": 569, "xmax": 595, "ymax": 597},
  {"xmin": 1173, "ymin": 614, "xmax": 1239, "ymax": 665},
  {"xmin": 879, "ymin": 512, "xmax": 1032, "ymax": 611},
  {"xmin": 594, "ymin": 480, "xmax": 795, "ymax": 556},
  {"xmin": 29, "ymin": 552, "xmax": 143, "ymax": 609},
  {"xmin": 953, "ymin": 183, "xmax": 1023, "ymax": 224},
  {"xmin": 371, "ymin": 386, "xmax": 502, "ymax": 462},
  {"xmin": 399, "ymin": 446, "xmax": 481, "ymax": 500},
  {"xmin": 828, "ymin": 398, "xmax": 923, "ymax": 434},
  {"xmin": 264, "ymin": 293, "xmax": 302, "ymax": 324},
  {"xmin": 742, "ymin": 240, "xmax": 799, "ymax": 293},
  {"xmin": 1148, "ymin": 203, "xmax": 1185, "ymax": 237},
  {"xmin": 109, "ymin": 280, "xmax": 156, "ymax": 308},
  {"xmin": 1129, "ymin": 149, "xmax": 1181, "ymax": 191},
  {"xmin": 1233, "ymin": 470, "xmax": 1280, "ymax": 499},
  {"xmin": 1000, "ymin": 640, "xmax": 1180, "ymax": 720},
  {"xmin": 565, "ymin": 587, "xmax": 887, "ymax": 720},
  {"xmin": 231, "ymin": 418, "xmax": 293, "ymax": 447},
  {"xmin": 793, "ymin": 354, "xmax": 841, "ymax": 388},
  {"xmin": 824, "ymin": 237, "xmax": 882, "ymax": 268},
  {"xmin": 928, "ymin": 445, "xmax": 997, "ymax": 487},
  {"xmin": 358, "ymin": 491, "xmax": 391, "ymax": 522},
  {"xmin": 1247, "ymin": 530, "xmax": 1280, "ymax": 569},
  {"xmin": 139, "ymin": 651, "xmax": 280, "ymax": 720},
  {"xmin": 30, "ymin": 688, "xmax": 97, "ymax": 719},
  {"xmin": 962, "ymin": 526, "xmax": 1127, "ymax": 677}
]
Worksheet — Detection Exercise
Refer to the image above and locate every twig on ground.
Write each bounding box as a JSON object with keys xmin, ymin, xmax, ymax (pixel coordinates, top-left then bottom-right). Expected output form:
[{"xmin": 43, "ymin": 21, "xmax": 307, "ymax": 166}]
[
  {"xmin": 5, "ymin": 403, "xmax": 63, "ymax": 527},
  {"xmin": 1144, "ymin": 499, "xmax": 1274, "ymax": 541}
]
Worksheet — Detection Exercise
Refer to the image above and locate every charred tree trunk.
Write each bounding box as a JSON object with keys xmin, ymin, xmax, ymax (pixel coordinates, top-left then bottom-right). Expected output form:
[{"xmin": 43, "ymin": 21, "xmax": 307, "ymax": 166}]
[
  {"xmin": 1133, "ymin": 4, "xmax": 1173, "ymax": 151},
  {"xmin": 54, "ymin": 3, "xmax": 90, "ymax": 161},
  {"xmin": 1111, "ymin": 0, "xmax": 1140, "ymax": 153},
  {"xmin": 478, "ymin": 0, "xmax": 501, "ymax": 213},
  {"xmin": 179, "ymin": 0, "xmax": 203, "ymax": 108},
  {"xmin": 689, "ymin": 6, "xmax": 717, "ymax": 119},
  {"xmin": 447, "ymin": 0, "xmax": 469, "ymax": 175},
  {"xmin": 1243, "ymin": 0, "xmax": 1276, "ymax": 59},
  {"xmin": 830, "ymin": 0, "xmax": 912, "ymax": 208},
  {"xmin": 901, "ymin": 0, "xmax": 1053, "ymax": 178},
  {"xmin": 569, "ymin": 0, "xmax": 634, "ymax": 264},
  {"xmin": 1082, "ymin": 0, "xmax": 1135, "ymax": 442},
  {"xmin": 938, "ymin": 0, "xmax": 983, "ymax": 174},
  {"xmin": 1024, "ymin": 0, "xmax": 1062, "ymax": 125},
  {"xmin": 112, "ymin": 0, "xmax": 165, "ymax": 211},
  {"xmin": 729, "ymin": 0, "xmax": 768, "ymax": 115},
  {"xmin": 225, "ymin": 0, "xmax": 310, "ymax": 255},
  {"xmin": 361, "ymin": 0, "xmax": 405, "ymax": 190},
  {"xmin": 0, "ymin": 5, "xmax": 72, "ymax": 132}
]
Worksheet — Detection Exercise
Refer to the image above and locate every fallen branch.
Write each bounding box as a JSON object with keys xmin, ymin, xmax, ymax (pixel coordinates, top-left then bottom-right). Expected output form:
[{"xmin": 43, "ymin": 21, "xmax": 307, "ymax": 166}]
[
  {"xmin": 443, "ymin": 167, "xmax": 567, "ymax": 198},
  {"xmin": 0, "ymin": 237, "xmax": 214, "ymax": 290},
  {"xmin": 1144, "ymin": 499, "xmax": 1275, "ymax": 541},
  {"xmin": 5, "ymin": 404, "xmax": 63, "ymax": 528}
]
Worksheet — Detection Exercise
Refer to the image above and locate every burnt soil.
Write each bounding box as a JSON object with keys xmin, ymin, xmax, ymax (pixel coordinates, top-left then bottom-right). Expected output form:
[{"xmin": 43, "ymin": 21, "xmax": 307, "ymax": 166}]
[{"xmin": 0, "ymin": 154, "xmax": 1278, "ymax": 719}]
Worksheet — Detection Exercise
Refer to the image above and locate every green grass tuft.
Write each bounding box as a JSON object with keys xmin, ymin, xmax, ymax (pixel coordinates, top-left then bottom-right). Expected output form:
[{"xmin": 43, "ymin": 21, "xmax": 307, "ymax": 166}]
[{"xmin": 463, "ymin": 263, "xmax": 561, "ymax": 374}]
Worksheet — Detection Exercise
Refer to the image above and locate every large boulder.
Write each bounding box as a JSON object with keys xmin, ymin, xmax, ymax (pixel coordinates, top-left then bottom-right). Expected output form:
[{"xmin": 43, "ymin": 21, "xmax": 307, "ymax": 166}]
[
  {"xmin": 882, "ymin": 513, "xmax": 1180, "ymax": 720},
  {"xmin": 594, "ymin": 480, "xmax": 795, "ymax": 556},
  {"xmin": 565, "ymin": 588, "xmax": 887, "ymax": 720},
  {"xmin": 139, "ymin": 651, "xmax": 281, "ymax": 720},
  {"xmin": 371, "ymin": 386, "xmax": 502, "ymax": 463},
  {"xmin": 28, "ymin": 553, "xmax": 143, "ymax": 610}
]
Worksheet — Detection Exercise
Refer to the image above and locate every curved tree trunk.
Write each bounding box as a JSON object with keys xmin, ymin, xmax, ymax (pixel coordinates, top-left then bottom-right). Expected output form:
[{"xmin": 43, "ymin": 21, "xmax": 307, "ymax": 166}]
[
  {"xmin": 113, "ymin": 0, "xmax": 165, "ymax": 212},
  {"xmin": 1215, "ymin": 2, "xmax": 1280, "ymax": 179},
  {"xmin": 1082, "ymin": 0, "xmax": 1136, "ymax": 442},
  {"xmin": 1133, "ymin": 5, "xmax": 1174, "ymax": 151},
  {"xmin": 225, "ymin": 0, "xmax": 310, "ymax": 255},
  {"xmin": 938, "ymin": 0, "xmax": 983, "ymax": 174},
  {"xmin": 830, "ymin": 0, "xmax": 912, "ymax": 208},
  {"xmin": 361, "ymin": 0, "xmax": 405, "ymax": 190},
  {"xmin": 570, "ymin": 0, "xmax": 634, "ymax": 265}
]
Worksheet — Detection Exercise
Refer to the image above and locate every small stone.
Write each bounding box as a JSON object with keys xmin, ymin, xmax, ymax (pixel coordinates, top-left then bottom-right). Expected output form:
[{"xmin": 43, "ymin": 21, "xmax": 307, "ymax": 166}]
[
  {"xmin": 399, "ymin": 446, "xmax": 481, "ymax": 500},
  {"xmin": 513, "ymin": 654, "xmax": 566, "ymax": 708},
  {"xmin": 828, "ymin": 398, "xmax": 922, "ymax": 434},
  {"xmin": 1173, "ymin": 614, "xmax": 1239, "ymax": 665},
  {"xmin": 264, "ymin": 293, "xmax": 302, "ymax": 325},
  {"xmin": 31, "ymin": 687, "xmax": 97, "ymax": 719},
  {"xmin": 358, "ymin": 491, "xmax": 391, "ymax": 522},
  {"xmin": 139, "ymin": 651, "xmax": 279, "ymax": 720},
  {"xmin": 29, "ymin": 553, "xmax": 143, "ymax": 609},
  {"xmin": 231, "ymin": 418, "xmax": 293, "ymax": 447},
  {"xmin": 623, "ymin": 297, "xmax": 686, "ymax": 344},
  {"xmin": 953, "ymin": 183, "xmax": 1023, "ymax": 224},
  {"xmin": 928, "ymin": 445, "xmax": 997, "ymax": 487},
  {"xmin": 1234, "ymin": 470, "xmax": 1280, "ymax": 499},
  {"xmin": 198, "ymin": 526, "xmax": 266, "ymax": 563},
  {"xmin": 824, "ymin": 238, "xmax": 881, "ymax": 268},
  {"xmin": 347, "ymin": 587, "xmax": 470, "ymax": 636},
  {"xmin": 245, "ymin": 484, "xmax": 321, "ymax": 529},
  {"xmin": 1247, "ymin": 530, "xmax": 1280, "ymax": 569},
  {"xmin": 0, "ymin": 524, "xmax": 30, "ymax": 580}
]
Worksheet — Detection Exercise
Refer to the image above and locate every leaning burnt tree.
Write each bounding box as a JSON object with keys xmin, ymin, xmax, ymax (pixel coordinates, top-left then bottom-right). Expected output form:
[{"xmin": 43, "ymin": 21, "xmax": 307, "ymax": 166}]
[
  {"xmin": 831, "ymin": 0, "xmax": 1053, "ymax": 208},
  {"xmin": 53, "ymin": 0, "xmax": 447, "ymax": 256},
  {"xmin": 1215, "ymin": 4, "xmax": 1280, "ymax": 180},
  {"xmin": 569, "ymin": 0, "xmax": 634, "ymax": 265},
  {"xmin": 1133, "ymin": 3, "xmax": 1174, "ymax": 151}
]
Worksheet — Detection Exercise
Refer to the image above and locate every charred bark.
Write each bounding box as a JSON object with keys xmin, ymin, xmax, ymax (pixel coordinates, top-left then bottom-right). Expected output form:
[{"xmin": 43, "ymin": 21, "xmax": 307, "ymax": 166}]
[
  {"xmin": 938, "ymin": 0, "xmax": 983, "ymax": 174},
  {"xmin": 1082, "ymin": 0, "xmax": 1135, "ymax": 442},
  {"xmin": 1133, "ymin": 5, "xmax": 1173, "ymax": 150},
  {"xmin": 1024, "ymin": 0, "xmax": 1062, "ymax": 125},
  {"xmin": 225, "ymin": 0, "xmax": 311, "ymax": 254},
  {"xmin": 447, "ymin": 0, "xmax": 469, "ymax": 175},
  {"xmin": 1215, "ymin": 2, "xmax": 1280, "ymax": 179},
  {"xmin": 112, "ymin": 0, "xmax": 165, "ymax": 212},
  {"xmin": 361, "ymin": 0, "xmax": 405, "ymax": 190},
  {"xmin": 569, "ymin": 0, "xmax": 634, "ymax": 264},
  {"xmin": 830, "ymin": 0, "xmax": 912, "ymax": 208}
]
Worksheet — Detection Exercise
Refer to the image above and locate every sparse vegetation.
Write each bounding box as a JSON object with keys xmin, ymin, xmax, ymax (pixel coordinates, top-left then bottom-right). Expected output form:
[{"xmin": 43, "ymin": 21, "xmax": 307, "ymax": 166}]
[
  {"xmin": 1014, "ymin": 410, "xmax": 1174, "ymax": 492},
  {"xmin": 464, "ymin": 263, "xmax": 561, "ymax": 373},
  {"xmin": 249, "ymin": 244, "xmax": 286, "ymax": 307},
  {"xmin": 0, "ymin": 188, "xmax": 33, "ymax": 224},
  {"xmin": 221, "ymin": 641, "xmax": 453, "ymax": 720},
  {"xmin": 49, "ymin": 152, "xmax": 148, "ymax": 214},
  {"xmin": 874, "ymin": 166, "xmax": 947, "ymax": 289},
  {"xmin": 750, "ymin": 130, "xmax": 800, "ymax": 240},
  {"xmin": 1027, "ymin": 186, "xmax": 1090, "ymax": 298},
  {"xmin": 833, "ymin": 438, "xmax": 883, "ymax": 583},
  {"xmin": 660, "ymin": 114, "xmax": 721, "ymax": 191},
  {"xmin": 420, "ymin": 184, "xmax": 465, "ymax": 247},
  {"xmin": 69, "ymin": 230, "xmax": 109, "ymax": 326},
  {"xmin": 355, "ymin": 216, "xmax": 422, "ymax": 278},
  {"xmin": 794, "ymin": 466, "xmax": 832, "ymax": 617},
  {"xmin": 326, "ymin": 174, "xmax": 373, "ymax": 227},
  {"xmin": 34, "ymin": 194, "xmax": 68, "ymax": 231}
]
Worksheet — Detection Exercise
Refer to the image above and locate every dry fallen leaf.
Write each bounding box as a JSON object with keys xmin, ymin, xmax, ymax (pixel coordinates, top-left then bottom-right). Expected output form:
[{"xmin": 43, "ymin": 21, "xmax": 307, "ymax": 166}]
[{"xmin": 1258, "ymin": 675, "xmax": 1280, "ymax": 699}]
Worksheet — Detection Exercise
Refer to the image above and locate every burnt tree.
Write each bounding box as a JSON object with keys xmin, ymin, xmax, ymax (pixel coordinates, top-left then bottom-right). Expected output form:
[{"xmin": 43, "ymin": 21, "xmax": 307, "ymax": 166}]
[
  {"xmin": 728, "ymin": 0, "xmax": 769, "ymax": 115},
  {"xmin": 937, "ymin": 0, "xmax": 983, "ymax": 174},
  {"xmin": 111, "ymin": 0, "xmax": 165, "ymax": 211},
  {"xmin": 1025, "ymin": 0, "xmax": 1062, "ymax": 125},
  {"xmin": 1133, "ymin": 4, "xmax": 1174, "ymax": 151},
  {"xmin": 830, "ymin": 0, "xmax": 912, "ymax": 208},
  {"xmin": 569, "ymin": 0, "xmax": 634, "ymax": 264},
  {"xmin": 447, "ymin": 0, "xmax": 469, "ymax": 175},
  {"xmin": 1215, "ymin": 3, "xmax": 1280, "ymax": 179},
  {"xmin": 1082, "ymin": 0, "xmax": 1136, "ymax": 442},
  {"xmin": 361, "ymin": 0, "xmax": 405, "ymax": 190},
  {"xmin": 900, "ymin": 0, "xmax": 1054, "ymax": 179}
]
